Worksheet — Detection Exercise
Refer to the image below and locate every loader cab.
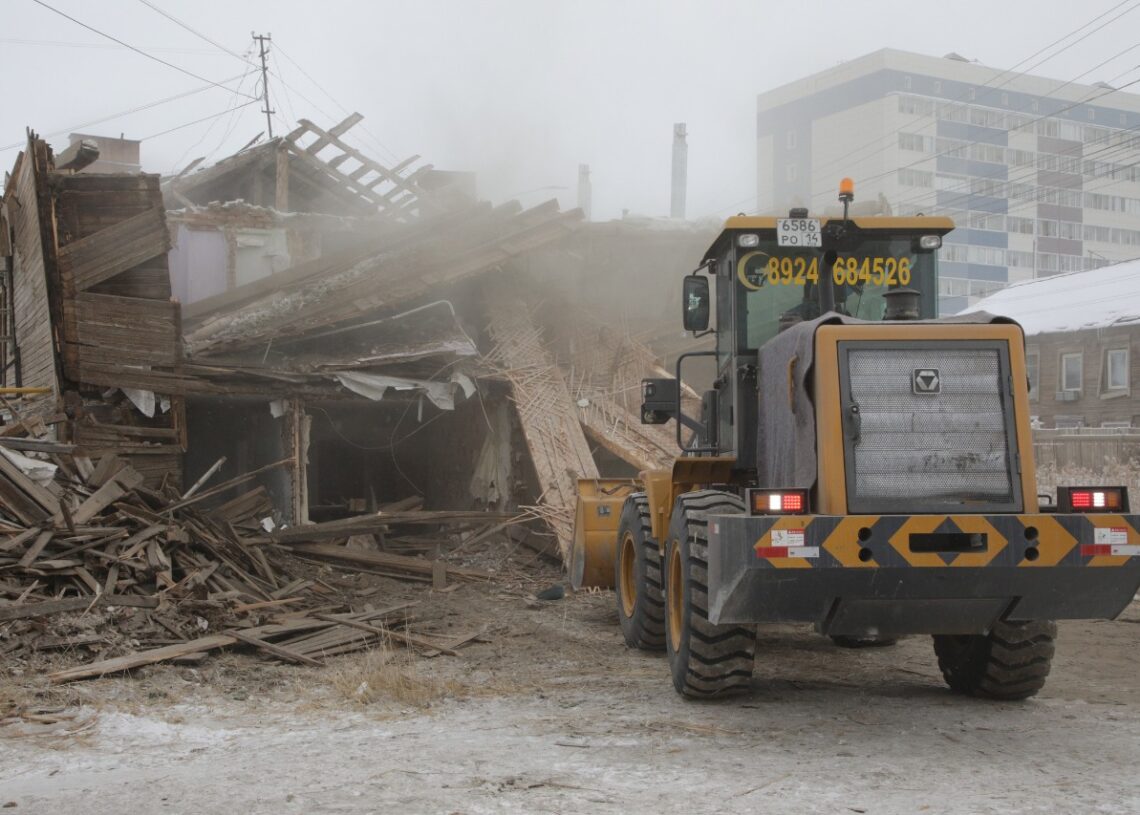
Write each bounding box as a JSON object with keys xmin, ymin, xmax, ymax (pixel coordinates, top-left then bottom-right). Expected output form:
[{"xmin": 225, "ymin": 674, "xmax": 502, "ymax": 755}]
[{"xmin": 667, "ymin": 209, "xmax": 954, "ymax": 469}]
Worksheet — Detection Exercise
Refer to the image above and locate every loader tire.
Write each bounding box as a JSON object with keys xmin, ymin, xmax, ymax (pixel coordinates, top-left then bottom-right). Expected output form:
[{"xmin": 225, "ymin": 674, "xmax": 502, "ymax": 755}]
[
  {"xmin": 933, "ymin": 620, "xmax": 1056, "ymax": 701},
  {"xmin": 614, "ymin": 493, "xmax": 665, "ymax": 651},
  {"xmin": 665, "ymin": 490, "xmax": 755, "ymax": 698}
]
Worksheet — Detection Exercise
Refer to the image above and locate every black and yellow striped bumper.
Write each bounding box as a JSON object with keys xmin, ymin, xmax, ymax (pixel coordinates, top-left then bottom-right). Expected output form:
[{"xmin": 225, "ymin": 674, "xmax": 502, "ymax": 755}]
[{"xmin": 705, "ymin": 513, "xmax": 1140, "ymax": 635}]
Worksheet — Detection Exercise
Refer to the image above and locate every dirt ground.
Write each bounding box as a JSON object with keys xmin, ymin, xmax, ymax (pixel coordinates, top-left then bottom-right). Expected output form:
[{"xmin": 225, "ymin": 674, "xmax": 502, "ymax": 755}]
[{"xmin": 3, "ymin": 547, "xmax": 1140, "ymax": 815}]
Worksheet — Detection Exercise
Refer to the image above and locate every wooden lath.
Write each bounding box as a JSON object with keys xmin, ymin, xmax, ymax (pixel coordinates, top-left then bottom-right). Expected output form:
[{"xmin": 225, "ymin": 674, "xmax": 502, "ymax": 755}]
[{"xmin": 485, "ymin": 287, "xmax": 598, "ymax": 560}]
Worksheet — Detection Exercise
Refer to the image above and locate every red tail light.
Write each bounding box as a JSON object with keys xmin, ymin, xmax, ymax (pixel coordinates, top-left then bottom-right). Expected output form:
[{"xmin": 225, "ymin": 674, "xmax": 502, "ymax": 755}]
[
  {"xmin": 748, "ymin": 489, "xmax": 809, "ymax": 515},
  {"xmin": 1057, "ymin": 486, "xmax": 1128, "ymax": 513}
]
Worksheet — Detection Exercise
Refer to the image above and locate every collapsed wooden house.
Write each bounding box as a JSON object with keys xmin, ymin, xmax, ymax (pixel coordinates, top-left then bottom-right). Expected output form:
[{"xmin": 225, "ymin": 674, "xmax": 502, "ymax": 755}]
[{"xmin": 0, "ymin": 115, "xmax": 715, "ymax": 570}]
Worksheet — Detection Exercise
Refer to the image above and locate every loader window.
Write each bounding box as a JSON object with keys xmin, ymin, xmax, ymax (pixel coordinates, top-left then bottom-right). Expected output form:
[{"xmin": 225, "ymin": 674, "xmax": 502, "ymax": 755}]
[{"xmin": 738, "ymin": 237, "xmax": 936, "ymax": 349}]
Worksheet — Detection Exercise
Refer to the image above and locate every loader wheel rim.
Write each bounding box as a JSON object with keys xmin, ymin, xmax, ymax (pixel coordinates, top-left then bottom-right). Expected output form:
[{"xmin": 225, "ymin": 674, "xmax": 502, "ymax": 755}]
[
  {"xmin": 667, "ymin": 542, "xmax": 683, "ymax": 653},
  {"xmin": 619, "ymin": 532, "xmax": 637, "ymax": 618}
]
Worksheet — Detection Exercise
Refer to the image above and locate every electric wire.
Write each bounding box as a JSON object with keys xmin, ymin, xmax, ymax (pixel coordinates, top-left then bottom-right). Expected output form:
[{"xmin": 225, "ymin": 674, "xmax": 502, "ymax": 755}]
[
  {"xmin": 28, "ymin": 0, "xmax": 258, "ymax": 100},
  {"xmin": 0, "ymin": 37, "xmax": 220, "ymax": 54},
  {"xmin": 809, "ymin": 64, "xmax": 1140, "ymax": 207},
  {"xmin": 271, "ymin": 40, "xmax": 404, "ymax": 164},
  {"xmin": 134, "ymin": 0, "xmax": 259, "ymax": 68},
  {"xmin": 137, "ymin": 99, "xmax": 260, "ymax": 141},
  {"xmin": 706, "ymin": 2, "xmax": 1140, "ymax": 218},
  {"xmin": 0, "ymin": 73, "xmax": 248, "ymax": 152},
  {"xmin": 806, "ymin": 0, "xmax": 1140, "ymax": 188}
]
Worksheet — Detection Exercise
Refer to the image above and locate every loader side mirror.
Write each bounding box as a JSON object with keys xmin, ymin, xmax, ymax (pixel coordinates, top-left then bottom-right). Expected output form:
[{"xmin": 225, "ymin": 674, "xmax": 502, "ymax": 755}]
[{"xmin": 682, "ymin": 275, "xmax": 710, "ymax": 332}]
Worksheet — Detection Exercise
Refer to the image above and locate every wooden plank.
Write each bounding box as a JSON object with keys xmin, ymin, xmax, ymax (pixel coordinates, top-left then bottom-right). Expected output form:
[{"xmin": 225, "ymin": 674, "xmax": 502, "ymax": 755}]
[
  {"xmin": 282, "ymin": 541, "xmax": 491, "ymax": 582},
  {"xmin": 0, "ymin": 526, "xmax": 42, "ymax": 553},
  {"xmin": 6, "ymin": 141, "xmax": 61, "ymax": 402},
  {"xmin": 0, "ymin": 593, "xmax": 159, "ymax": 621},
  {"xmin": 48, "ymin": 634, "xmax": 237, "ymax": 682},
  {"xmin": 0, "ymin": 472, "xmax": 51, "ymax": 525},
  {"xmin": 0, "ymin": 447, "xmax": 61, "ymax": 515},
  {"xmin": 88, "ymin": 454, "xmax": 125, "ymax": 488},
  {"xmin": 226, "ymin": 628, "xmax": 323, "ymax": 666},
  {"xmin": 310, "ymin": 613, "xmax": 459, "ymax": 656},
  {"xmin": 56, "ymin": 206, "xmax": 169, "ymax": 292},
  {"xmin": 17, "ymin": 529, "xmax": 53, "ymax": 567},
  {"xmin": 299, "ymin": 112, "xmax": 364, "ymax": 155},
  {"xmin": 0, "ymin": 438, "xmax": 76, "ymax": 455},
  {"xmin": 63, "ymin": 467, "xmax": 144, "ymax": 525}
]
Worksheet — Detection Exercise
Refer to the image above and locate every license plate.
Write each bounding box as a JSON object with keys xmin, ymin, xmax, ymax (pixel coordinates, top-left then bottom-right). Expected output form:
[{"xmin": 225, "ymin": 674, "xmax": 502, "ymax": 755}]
[{"xmin": 776, "ymin": 218, "xmax": 821, "ymax": 247}]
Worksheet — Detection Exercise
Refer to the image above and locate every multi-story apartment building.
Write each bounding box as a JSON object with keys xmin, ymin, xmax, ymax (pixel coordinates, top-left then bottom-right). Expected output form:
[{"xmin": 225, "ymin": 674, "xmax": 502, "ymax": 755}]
[{"xmin": 756, "ymin": 49, "xmax": 1140, "ymax": 313}]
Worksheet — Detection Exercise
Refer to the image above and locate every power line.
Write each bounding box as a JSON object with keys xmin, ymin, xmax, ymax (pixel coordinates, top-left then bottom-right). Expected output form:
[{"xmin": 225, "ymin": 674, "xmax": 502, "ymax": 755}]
[
  {"xmin": 134, "ymin": 0, "xmax": 258, "ymax": 68},
  {"xmin": 0, "ymin": 37, "xmax": 220, "ymax": 54},
  {"xmin": 807, "ymin": 0, "xmax": 1140, "ymax": 187},
  {"xmin": 705, "ymin": 26, "xmax": 1140, "ymax": 219},
  {"xmin": 138, "ymin": 99, "xmax": 260, "ymax": 141},
  {"xmin": 833, "ymin": 68, "xmax": 1140, "ymax": 209},
  {"xmin": 170, "ymin": 69, "xmax": 258, "ymax": 172},
  {"xmin": 28, "ymin": 0, "xmax": 257, "ymax": 100},
  {"xmin": 808, "ymin": 55, "xmax": 1140, "ymax": 205},
  {"xmin": 0, "ymin": 73, "xmax": 248, "ymax": 152},
  {"xmin": 888, "ymin": 87, "xmax": 1140, "ymax": 213}
]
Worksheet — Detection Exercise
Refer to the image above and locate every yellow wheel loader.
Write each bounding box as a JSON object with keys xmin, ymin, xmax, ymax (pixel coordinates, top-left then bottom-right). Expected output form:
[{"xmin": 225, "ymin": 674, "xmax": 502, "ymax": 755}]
[{"xmin": 572, "ymin": 180, "xmax": 1140, "ymax": 700}]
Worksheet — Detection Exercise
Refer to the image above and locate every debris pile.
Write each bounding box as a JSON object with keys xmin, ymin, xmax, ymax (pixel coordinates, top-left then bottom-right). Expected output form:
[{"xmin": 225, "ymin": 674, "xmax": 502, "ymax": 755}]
[{"xmin": 0, "ymin": 433, "xmax": 514, "ymax": 680}]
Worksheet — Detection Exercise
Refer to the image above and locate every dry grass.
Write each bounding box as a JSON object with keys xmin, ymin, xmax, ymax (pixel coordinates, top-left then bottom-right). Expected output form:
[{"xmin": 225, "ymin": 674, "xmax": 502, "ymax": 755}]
[{"xmin": 328, "ymin": 640, "xmax": 462, "ymax": 707}]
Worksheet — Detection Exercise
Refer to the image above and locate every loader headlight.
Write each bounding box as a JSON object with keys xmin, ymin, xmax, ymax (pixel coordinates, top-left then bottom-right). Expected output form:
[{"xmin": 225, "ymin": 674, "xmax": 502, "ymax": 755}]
[
  {"xmin": 918, "ymin": 235, "xmax": 942, "ymax": 250},
  {"xmin": 737, "ymin": 233, "xmax": 760, "ymax": 248}
]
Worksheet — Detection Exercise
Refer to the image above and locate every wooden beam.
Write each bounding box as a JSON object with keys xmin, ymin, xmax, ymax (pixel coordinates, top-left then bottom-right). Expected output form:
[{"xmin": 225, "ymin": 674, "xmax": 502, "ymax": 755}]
[
  {"xmin": 275, "ymin": 144, "xmax": 289, "ymax": 211},
  {"xmin": 301, "ymin": 112, "xmax": 364, "ymax": 155},
  {"xmin": 0, "ymin": 593, "xmax": 159, "ymax": 622}
]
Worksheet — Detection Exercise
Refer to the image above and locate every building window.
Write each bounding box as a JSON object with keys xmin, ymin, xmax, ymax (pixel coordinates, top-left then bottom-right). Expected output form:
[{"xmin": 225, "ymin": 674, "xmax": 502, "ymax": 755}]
[
  {"xmin": 786, "ymin": 164, "xmax": 797, "ymax": 182},
  {"xmin": 786, "ymin": 130, "xmax": 797, "ymax": 150},
  {"xmin": 897, "ymin": 168, "xmax": 933, "ymax": 187},
  {"xmin": 1061, "ymin": 353, "xmax": 1083, "ymax": 393},
  {"xmin": 934, "ymin": 80, "xmax": 942, "ymax": 95},
  {"xmin": 1106, "ymin": 348, "xmax": 1129, "ymax": 391},
  {"xmin": 904, "ymin": 75, "xmax": 912, "ymax": 90},
  {"xmin": 1027, "ymin": 350, "xmax": 1039, "ymax": 401}
]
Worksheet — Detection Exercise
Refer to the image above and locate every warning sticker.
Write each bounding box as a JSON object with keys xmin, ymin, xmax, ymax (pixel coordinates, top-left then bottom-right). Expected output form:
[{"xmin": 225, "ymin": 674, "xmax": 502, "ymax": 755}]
[
  {"xmin": 771, "ymin": 529, "xmax": 805, "ymax": 548},
  {"xmin": 1112, "ymin": 545, "xmax": 1140, "ymax": 556},
  {"xmin": 1094, "ymin": 527, "xmax": 1129, "ymax": 546}
]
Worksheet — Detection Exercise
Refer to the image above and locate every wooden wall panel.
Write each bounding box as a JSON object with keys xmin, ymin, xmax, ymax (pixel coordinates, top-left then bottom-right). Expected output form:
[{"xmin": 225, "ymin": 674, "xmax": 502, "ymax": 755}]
[{"xmin": 6, "ymin": 146, "xmax": 59, "ymax": 400}]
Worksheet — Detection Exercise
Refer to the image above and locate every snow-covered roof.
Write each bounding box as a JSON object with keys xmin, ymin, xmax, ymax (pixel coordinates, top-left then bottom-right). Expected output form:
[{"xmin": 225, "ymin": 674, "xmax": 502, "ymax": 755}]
[{"xmin": 958, "ymin": 258, "xmax": 1140, "ymax": 336}]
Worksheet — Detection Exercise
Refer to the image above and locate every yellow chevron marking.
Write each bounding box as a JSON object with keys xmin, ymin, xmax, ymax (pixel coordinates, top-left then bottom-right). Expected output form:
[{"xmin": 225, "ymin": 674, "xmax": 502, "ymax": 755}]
[
  {"xmin": 949, "ymin": 515, "xmax": 1007, "ymax": 567},
  {"xmin": 1085, "ymin": 514, "xmax": 1134, "ymax": 568},
  {"xmin": 755, "ymin": 516, "xmax": 815, "ymax": 569},
  {"xmin": 887, "ymin": 516, "xmax": 949, "ymax": 567},
  {"xmin": 821, "ymin": 516, "xmax": 881, "ymax": 568},
  {"xmin": 1018, "ymin": 515, "xmax": 1077, "ymax": 567}
]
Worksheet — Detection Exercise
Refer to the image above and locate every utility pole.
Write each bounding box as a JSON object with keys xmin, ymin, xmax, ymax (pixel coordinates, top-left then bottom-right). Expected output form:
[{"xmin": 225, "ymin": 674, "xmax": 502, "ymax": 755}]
[{"xmin": 253, "ymin": 32, "xmax": 275, "ymax": 139}]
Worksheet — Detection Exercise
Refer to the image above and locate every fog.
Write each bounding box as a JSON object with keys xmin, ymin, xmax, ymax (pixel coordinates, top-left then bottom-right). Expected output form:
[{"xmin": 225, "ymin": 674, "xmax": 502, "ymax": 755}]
[{"xmin": 1, "ymin": 0, "xmax": 1135, "ymax": 220}]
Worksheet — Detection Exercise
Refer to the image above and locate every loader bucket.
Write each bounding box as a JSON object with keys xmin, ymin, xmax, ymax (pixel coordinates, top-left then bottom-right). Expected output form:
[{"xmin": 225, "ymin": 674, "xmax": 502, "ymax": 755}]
[{"xmin": 570, "ymin": 478, "xmax": 641, "ymax": 590}]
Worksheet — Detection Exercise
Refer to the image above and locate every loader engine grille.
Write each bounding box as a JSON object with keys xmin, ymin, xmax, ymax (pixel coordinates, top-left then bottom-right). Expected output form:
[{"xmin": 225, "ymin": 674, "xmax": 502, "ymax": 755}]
[{"xmin": 840, "ymin": 341, "xmax": 1021, "ymax": 514}]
